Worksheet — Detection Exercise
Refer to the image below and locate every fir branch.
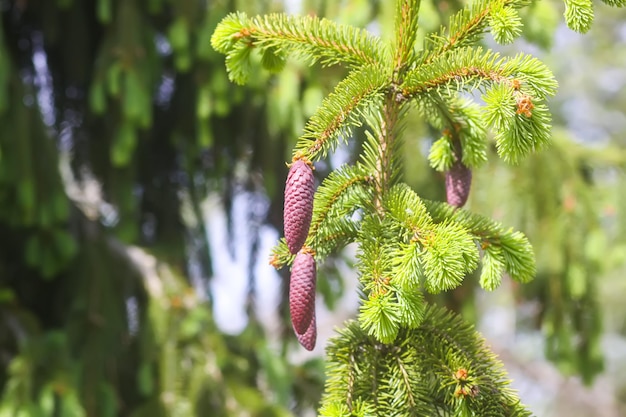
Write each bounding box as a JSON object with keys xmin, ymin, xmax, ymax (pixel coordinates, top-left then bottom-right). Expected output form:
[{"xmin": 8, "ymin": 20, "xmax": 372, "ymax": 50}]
[{"xmin": 293, "ymin": 65, "xmax": 389, "ymax": 161}]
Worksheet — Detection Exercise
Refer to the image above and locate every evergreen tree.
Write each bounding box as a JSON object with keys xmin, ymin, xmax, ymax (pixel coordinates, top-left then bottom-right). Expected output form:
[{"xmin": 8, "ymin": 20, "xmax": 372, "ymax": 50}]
[{"xmin": 211, "ymin": 0, "xmax": 626, "ymax": 415}]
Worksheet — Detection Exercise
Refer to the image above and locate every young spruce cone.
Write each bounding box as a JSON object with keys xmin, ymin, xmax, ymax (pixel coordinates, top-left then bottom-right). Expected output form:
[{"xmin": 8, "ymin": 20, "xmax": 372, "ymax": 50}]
[
  {"xmin": 284, "ymin": 159, "xmax": 315, "ymax": 254},
  {"xmin": 296, "ymin": 312, "xmax": 317, "ymax": 351},
  {"xmin": 445, "ymin": 160, "xmax": 472, "ymax": 208},
  {"xmin": 289, "ymin": 250, "xmax": 317, "ymax": 336}
]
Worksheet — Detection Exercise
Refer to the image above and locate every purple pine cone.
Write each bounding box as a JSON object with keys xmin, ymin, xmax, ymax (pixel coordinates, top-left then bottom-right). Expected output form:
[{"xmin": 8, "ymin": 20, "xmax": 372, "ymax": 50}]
[
  {"xmin": 284, "ymin": 160, "xmax": 315, "ymax": 254},
  {"xmin": 289, "ymin": 251, "xmax": 317, "ymax": 335},
  {"xmin": 446, "ymin": 160, "xmax": 472, "ymax": 208}
]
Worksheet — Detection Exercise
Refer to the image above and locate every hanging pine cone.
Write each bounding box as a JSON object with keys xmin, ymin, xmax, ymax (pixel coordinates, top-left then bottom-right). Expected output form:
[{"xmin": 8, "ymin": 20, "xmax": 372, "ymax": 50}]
[
  {"xmin": 445, "ymin": 159, "xmax": 472, "ymax": 208},
  {"xmin": 289, "ymin": 250, "xmax": 317, "ymax": 335},
  {"xmin": 296, "ymin": 312, "xmax": 317, "ymax": 351},
  {"xmin": 284, "ymin": 159, "xmax": 315, "ymax": 254}
]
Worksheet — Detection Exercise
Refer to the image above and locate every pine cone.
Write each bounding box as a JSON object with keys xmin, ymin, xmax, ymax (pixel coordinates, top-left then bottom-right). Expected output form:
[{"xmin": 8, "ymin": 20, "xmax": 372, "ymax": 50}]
[
  {"xmin": 296, "ymin": 312, "xmax": 317, "ymax": 351},
  {"xmin": 445, "ymin": 160, "xmax": 472, "ymax": 208},
  {"xmin": 289, "ymin": 251, "xmax": 316, "ymax": 335},
  {"xmin": 284, "ymin": 160, "xmax": 315, "ymax": 254}
]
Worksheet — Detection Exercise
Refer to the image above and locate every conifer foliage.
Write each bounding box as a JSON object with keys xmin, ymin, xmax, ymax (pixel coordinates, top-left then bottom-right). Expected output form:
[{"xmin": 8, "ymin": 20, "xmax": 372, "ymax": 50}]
[{"xmin": 212, "ymin": 0, "xmax": 606, "ymax": 415}]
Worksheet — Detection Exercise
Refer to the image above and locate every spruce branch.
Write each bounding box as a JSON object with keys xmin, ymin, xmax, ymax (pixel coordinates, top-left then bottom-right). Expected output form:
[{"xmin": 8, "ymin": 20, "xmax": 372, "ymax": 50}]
[
  {"xmin": 421, "ymin": 0, "xmax": 528, "ymax": 65},
  {"xmin": 306, "ymin": 164, "xmax": 371, "ymax": 239},
  {"xmin": 310, "ymin": 217, "xmax": 360, "ymax": 260},
  {"xmin": 322, "ymin": 307, "xmax": 532, "ymax": 416},
  {"xmin": 356, "ymin": 214, "xmax": 425, "ymax": 342},
  {"xmin": 401, "ymin": 47, "xmax": 557, "ymax": 100},
  {"xmin": 480, "ymin": 245, "xmax": 507, "ymax": 291},
  {"xmin": 423, "ymin": 200, "xmax": 537, "ymax": 285},
  {"xmin": 600, "ymin": 0, "xmax": 626, "ymax": 6},
  {"xmin": 384, "ymin": 183, "xmax": 433, "ymax": 233},
  {"xmin": 383, "ymin": 184, "xmax": 479, "ymax": 293},
  {"xmin": 357, "ymin": 105, "xmax": 408, "ymax": 198},
  {"xmin": 483, "ymin": 84, "xmax": 553, "ymax": 164},
  {"xmin": 293, "ymin": 65, "xmax": 389, "ymax": 162},
  {"xmin": 371, "ymin": 97, "xmax": 405, "ymax": 213},
  {"xmin": 488, "ymin": 2, "xmax": 524, "ymax": 44},
  {"xmin": 426, "ymin": 96, "xmax": 488, "ymax": 171},
  {"xmin": 392, "ymin": 0, "xmax": 422, "ymax": 75},
  {"xmin": 306, "ymin": 164, "xmax": 372, "ymax": 258},
  {"xmin": 402, "ymin": 48, "xmax": 556, "ymax": 164},
  {"xmin": 564, "ymin": 0, "xmax": 594, "ymax": 33},
  {"xmin": 211, "ymin": 12, "xmax": 388, "ymax": 84},
  {"xmin": 269, "ymin": 238, "xmax": 295, "ymax": 271},
  {"xmin": 419, "ymin": 221, "xmax": 480, "ymax": 293}
]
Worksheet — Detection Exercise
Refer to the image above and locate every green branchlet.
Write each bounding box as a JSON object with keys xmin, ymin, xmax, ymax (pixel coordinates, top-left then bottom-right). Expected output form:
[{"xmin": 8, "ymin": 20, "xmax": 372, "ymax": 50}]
[
  {"xmin": 564, "ymin": 0, "xmax": 595, "ymax": 33},
  {"xmin": 427, "ymin": 97, "xmax": 487, "ymax": 171},
  {"xmin": 599, "ymin": 0, "xmax": 626, "ymax": 6},
  {"xmin": 210, "ymin": 12, "xmax": 387, "ymax": 84},
  {"xmin": 292, "ymin": 66, "xmax": 389, "ymax": 162},
  {"xmin": 489, "ymin": 3, "xmax": 524, "ymax": 44},
  {"xmin": 392, "ymin": 0, "xmax": 422, "ymax": 73}
]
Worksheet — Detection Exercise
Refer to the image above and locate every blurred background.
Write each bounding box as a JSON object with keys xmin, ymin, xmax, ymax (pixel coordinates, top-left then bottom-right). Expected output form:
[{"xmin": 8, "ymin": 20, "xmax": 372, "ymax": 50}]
[{"xmin": 0, "ymin": 0, "xmax": 625, "ymax": 416}]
